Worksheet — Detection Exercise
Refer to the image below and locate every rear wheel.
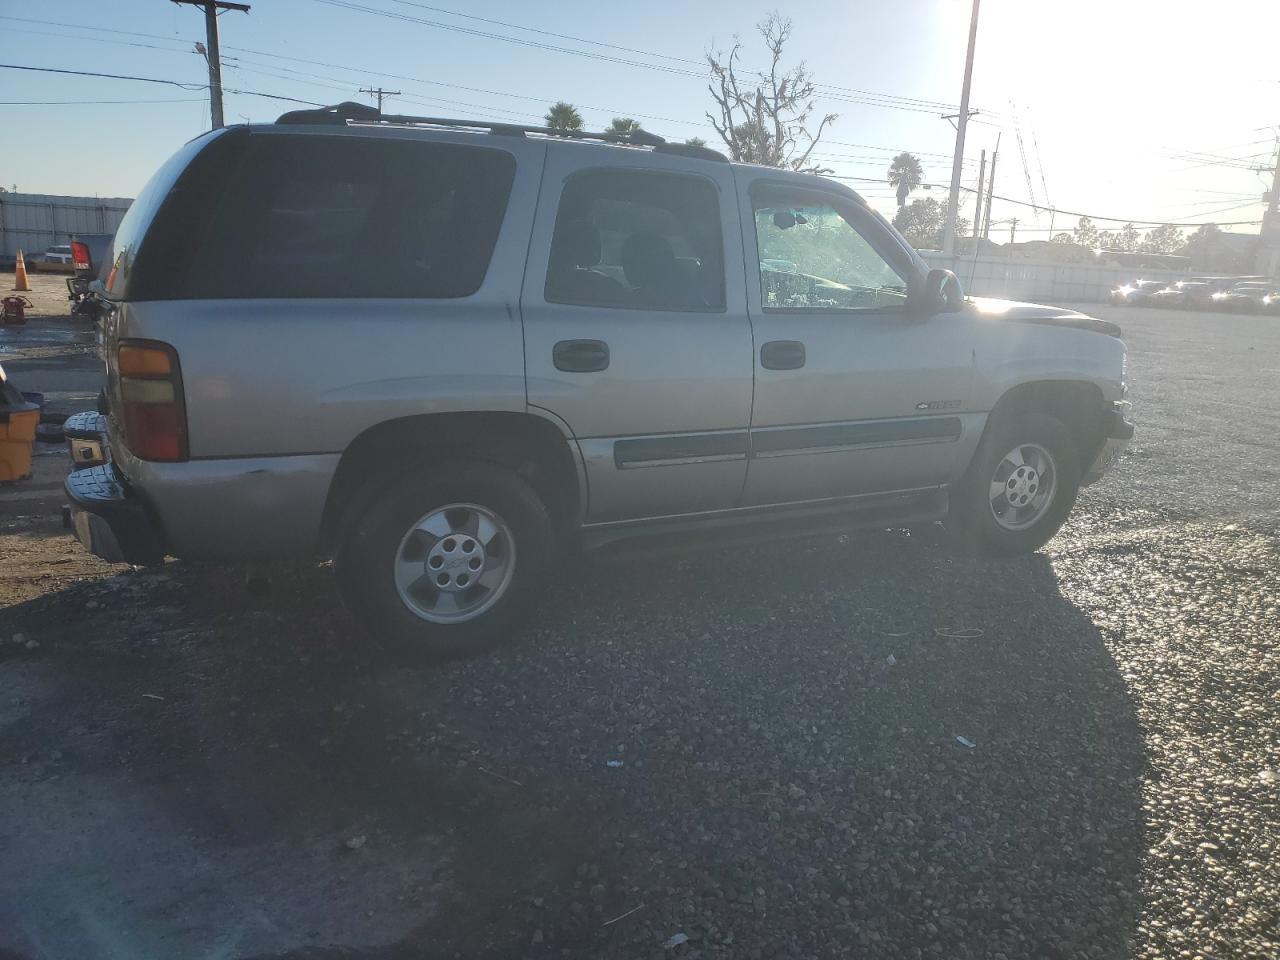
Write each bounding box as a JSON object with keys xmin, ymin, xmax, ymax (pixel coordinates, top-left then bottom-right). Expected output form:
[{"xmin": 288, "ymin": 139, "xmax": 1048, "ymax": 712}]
[
  {"xmin": 335, "ymin": 461, "xmax": 552, "ymax": 662},
  {"xmin": 948, "ymin": 412, "xmax": 1081, "ymax": 557}
]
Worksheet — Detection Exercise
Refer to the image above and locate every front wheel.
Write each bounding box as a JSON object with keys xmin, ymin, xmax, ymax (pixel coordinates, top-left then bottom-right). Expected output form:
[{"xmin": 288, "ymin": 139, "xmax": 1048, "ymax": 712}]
[
  {"xmin": 335, "ymin": 461, "xmax": 553, "ymax": 662},
  {"xmin": 947, "ymin": 412, "xmax": 1081, "ymax": 557}
]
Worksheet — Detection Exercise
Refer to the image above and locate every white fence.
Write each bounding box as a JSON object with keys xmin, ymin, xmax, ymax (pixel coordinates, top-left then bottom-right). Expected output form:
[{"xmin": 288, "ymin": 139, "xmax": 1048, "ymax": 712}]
[
  {"xmin": 921, "ymin": 251, "xmax": 1190, "ymax": 304},
  {"xmin": 0, "ymin": 193, "xmax": 133, "ymax": 258}
]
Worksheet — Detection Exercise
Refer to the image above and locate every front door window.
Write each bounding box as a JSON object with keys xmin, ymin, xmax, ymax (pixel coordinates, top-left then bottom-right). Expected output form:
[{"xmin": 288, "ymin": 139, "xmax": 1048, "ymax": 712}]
[{"xmin": 753, "ymin": 198, "xmax": 908, "ymax": 311}]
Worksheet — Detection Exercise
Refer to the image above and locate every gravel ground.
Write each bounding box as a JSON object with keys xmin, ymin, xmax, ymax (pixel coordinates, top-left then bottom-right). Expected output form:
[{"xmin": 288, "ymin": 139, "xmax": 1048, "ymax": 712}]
[{"xmin": 0, "ymin": 303, "xmax": 1277, "ymax": 959}]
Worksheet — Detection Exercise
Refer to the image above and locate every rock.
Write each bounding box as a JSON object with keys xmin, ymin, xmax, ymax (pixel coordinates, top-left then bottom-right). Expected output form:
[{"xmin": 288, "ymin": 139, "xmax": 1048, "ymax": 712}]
[
  {"xmin": 664, "ymin": 932, "xmax": 689, "ymax": 949},
  {"xmin": 344, "ymin": 835, "xmax": 367, "ymax": 850}
]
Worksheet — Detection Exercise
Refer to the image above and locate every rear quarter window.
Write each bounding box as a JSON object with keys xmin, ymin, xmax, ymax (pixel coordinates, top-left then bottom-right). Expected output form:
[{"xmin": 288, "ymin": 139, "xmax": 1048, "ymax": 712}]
[{"xmin": 129, "ymin": 132, "xmax": 516, "ymax": 300}]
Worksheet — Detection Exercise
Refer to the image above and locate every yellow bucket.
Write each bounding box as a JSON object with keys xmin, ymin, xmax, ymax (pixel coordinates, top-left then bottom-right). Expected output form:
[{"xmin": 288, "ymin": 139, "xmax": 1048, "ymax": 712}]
[{"xmin": 0, "ymin": 403, "xmax": 39, "ymax": 482}]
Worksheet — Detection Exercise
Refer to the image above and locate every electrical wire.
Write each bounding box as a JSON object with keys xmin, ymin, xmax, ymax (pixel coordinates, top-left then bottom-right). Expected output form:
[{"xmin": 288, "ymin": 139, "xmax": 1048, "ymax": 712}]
[
  {"xmin": 0, "ymin": 98, "xmax": 206, "ymax": 105},
  {"xmin": 308, "ymin": 0, "xmax": 965, "ymax": 115},
  {"xmin": 0, "ymin": 63, "xmax": 322, "ymax": 106}
]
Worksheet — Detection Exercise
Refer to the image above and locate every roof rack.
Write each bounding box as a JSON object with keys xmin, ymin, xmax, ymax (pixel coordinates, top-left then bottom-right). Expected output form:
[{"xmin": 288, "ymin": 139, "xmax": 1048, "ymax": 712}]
[{"xmin": 274, "ymin": 101, "xmax": 728, "ymax": 161}]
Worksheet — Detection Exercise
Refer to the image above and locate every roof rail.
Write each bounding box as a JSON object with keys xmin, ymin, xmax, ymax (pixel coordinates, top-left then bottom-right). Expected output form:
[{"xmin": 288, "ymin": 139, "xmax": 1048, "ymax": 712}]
[{"xmin": 274, "ymin": 101, "xmax": 728, "ymax": 160}]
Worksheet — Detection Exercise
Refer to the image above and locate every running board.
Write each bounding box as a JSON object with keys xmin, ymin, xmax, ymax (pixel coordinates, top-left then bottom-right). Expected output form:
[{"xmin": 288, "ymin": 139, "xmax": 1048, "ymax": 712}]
[{"xmin": 580, "ymin": 487, "xmax": 948, "ymax": 559}]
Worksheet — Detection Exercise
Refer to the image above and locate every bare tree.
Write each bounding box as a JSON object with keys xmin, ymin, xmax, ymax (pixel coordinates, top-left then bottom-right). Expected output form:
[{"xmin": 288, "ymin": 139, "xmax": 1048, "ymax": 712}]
[{"xmin": 705, "ymin": 13, "xmax": 836, "ymax": 172}]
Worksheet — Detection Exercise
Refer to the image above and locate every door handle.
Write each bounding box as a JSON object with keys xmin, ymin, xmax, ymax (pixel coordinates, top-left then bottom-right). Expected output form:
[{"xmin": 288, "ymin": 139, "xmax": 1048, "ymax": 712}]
[
  {"xmin": 760, "ymin": 340, "xmax": 805, "ymax": 370},
  {"xmin": 553, "ymin": 339, "xmax": 610, "ymax": 372}
]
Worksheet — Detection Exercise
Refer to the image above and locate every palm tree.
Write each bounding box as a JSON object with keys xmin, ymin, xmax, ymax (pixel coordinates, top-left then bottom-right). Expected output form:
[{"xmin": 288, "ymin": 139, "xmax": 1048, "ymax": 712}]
[
  {"xmin": 606, "ymin": 117, "xmax": 642, "ymax": 135},
  {"xmin": 545, "ymin": 101, "xmax": 584, "ymax": 132},
  {"xmin": 887, "ymin": 152, "xmax": 924, "ymax": 209}
]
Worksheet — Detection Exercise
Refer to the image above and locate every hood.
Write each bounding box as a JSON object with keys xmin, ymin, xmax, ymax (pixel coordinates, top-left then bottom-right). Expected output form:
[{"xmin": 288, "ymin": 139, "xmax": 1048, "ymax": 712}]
[{"xmin": 966, "ymin": 296, "xmax": 1121, "ymax": 337}]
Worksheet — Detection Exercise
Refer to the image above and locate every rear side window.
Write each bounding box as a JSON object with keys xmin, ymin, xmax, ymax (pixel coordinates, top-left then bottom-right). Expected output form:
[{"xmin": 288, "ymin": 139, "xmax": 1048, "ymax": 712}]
[
  {"xmin": 131, "ymin": 133, "xmax": 515, "ymax": 300},
  {"xmin": 545, "ymin": 169, "xmax": 725, "ymax": 311}
]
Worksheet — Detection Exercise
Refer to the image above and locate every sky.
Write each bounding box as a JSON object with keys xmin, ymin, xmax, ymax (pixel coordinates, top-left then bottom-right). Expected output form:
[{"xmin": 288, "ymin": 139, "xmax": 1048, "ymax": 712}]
[{"xmin": 1, "ymin": 0, "xmax": 1276, "ymax": 242}]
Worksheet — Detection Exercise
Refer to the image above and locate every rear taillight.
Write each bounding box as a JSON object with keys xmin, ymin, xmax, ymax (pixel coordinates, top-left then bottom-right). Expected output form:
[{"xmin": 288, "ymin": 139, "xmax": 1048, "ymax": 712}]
[
  {"xmin": 71, "ymin": 240, "xmax": 91, "ymax": 272},
  {"xmin": 117, "ymin": 340, "xmax": 187, "ymax": 462}
]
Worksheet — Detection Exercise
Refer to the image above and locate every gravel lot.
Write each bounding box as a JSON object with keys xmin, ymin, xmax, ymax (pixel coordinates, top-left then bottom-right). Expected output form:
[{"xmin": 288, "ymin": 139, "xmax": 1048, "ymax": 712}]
[{"xmin": 1, "ymin": 301, "xmax": 1277, "ymax": 959}]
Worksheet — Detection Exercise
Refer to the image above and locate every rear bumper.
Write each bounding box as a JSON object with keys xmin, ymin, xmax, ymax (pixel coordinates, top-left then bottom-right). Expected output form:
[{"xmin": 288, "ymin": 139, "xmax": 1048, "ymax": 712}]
[
  {"xmin": 63, "ymin": 408, "xmax": 338, "ymax": 562},
  {"xmin": 65, "ymin": 463, "xmax": 165, "ymax": 565},
  {"xmin": 1082, "ymin": 401, "xmax": 1134, "ymax": 486}
]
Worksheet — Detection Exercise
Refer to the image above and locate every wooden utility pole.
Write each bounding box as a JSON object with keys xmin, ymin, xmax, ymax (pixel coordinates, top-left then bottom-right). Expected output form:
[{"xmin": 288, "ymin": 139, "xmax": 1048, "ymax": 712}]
[
  {"xmin": 171, "ymin": 0, "xmax": 250, "ymax": 130},
  {"xmin": 1009, "ymin": 218, "xmax": 1018, "ymax": 244},
  {"xmin": 942, "ymin": 0, "xmax": 981, "ymax": 258},
  {"xmin": 359, "ymin": 87, "xmax": 401, "ymax": 114},
  {"xmin": 982, "ymin": 133, "xmax": 1001, "ymax": 240},
  {"xmin": 1259, "ymin": 138, "xmax": 1280, "ymax": 277},
  {"xmin": 972, "ymin": 149, "xmax": 986, "ymax": 245}
]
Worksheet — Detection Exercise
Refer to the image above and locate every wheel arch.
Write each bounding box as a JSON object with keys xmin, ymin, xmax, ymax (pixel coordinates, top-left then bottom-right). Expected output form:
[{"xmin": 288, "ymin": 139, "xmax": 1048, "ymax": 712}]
[
  {"xmin": 985, "ymin": 379, "xmax": 1110, "ymax": 469},
  {"xmin": 318, "ymin": 410, "xmax": 585, "ymax": 556}
]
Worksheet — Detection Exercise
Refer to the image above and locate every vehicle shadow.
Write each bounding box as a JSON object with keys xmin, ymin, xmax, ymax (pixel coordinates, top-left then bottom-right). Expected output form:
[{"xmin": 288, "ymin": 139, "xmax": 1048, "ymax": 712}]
[{"xmin": 0, "ymin": 526, "xmax": 1148, "ymax": 959}]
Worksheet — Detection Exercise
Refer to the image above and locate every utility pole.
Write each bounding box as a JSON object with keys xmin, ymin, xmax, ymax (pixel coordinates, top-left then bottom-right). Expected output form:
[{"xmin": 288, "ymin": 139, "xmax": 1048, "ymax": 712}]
[
  {"xmin": 1259, "ymin": 138, "xmax": 1280, "ymax": 277},
  {"xmin": 171, "ymin": 0, "xmax": 250, "ymax": 130},
  {"xmin": 972, "ymin": 149, "xmax": 987, "ymax": 247},
  {"xmin": 359, "ymin": 87, "xmax": 401, "ymax": 114},
  {"xmin": 942, "ymin": 0, "xmax": 981, "ymax": 259},
  {"xmin": 1009, "ymin": 218, "xmax": 1018, "ymax": 244},
  {"xmin": 982, "ymin": 132, "xmax": 1001, "ymax": 241}
]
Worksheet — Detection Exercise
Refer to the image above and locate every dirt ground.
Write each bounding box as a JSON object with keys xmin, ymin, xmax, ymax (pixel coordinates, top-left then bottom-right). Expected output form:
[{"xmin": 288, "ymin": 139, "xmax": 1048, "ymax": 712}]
[{"xmin": 1, "ymin": 300, "xmax": 1278, "ymax": 959}]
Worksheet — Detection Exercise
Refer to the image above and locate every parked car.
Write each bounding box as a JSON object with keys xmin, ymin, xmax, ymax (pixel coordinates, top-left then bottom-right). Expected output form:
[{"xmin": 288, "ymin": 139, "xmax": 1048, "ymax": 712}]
[
  {"xmin": 1109, "ymin": 279, "xmax": 1168, "ymax": 305},
  {"xmin": 41, "ymin": 244, "xmax": 74, "ymax": 264},
  {"xmin": 1150, "ymin": 280, "xmax": 1208, "ymax": 308},
  {"xmin": 65, "ymin": 233, "xmax": 115, "ymax": 322},
  {"xmin": 1211, "ymin": 281, "xmax": 1275, "ymax": 312},
  {"xmin": 64, "ymin": 103, "xmax": 1133, "ymax": 661}
]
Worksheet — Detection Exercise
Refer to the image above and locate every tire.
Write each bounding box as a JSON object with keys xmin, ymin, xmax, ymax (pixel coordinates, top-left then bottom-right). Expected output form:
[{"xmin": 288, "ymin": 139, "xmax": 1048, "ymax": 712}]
[
  {"xmin": 334, "ymin": 460, "xmax": 553, "ymax": 663},
  {"xmin": 947, "ymin": 411, "xmax": 1081, "ymax": 557}
]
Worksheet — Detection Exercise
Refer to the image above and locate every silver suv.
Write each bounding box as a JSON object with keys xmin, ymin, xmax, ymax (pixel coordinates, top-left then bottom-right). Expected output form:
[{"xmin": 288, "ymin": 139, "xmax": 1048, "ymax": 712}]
[{"xmin": 65, "ymin": 102, "xmax": 1132, "ymax": 661}]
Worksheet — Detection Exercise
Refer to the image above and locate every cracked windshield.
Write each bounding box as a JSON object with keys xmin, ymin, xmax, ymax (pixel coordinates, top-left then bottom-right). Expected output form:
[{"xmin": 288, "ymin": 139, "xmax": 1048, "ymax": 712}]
[{"xmin": 1, "ymin": 1, "xmax": 1277, "ymax": 958}]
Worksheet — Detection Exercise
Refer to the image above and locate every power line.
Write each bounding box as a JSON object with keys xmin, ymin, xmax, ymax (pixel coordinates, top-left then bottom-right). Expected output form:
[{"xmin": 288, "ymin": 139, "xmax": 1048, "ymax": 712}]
[
  {"xmin": 823, "ymin": 172, "xmax": 1263, "ymax": 227},
  {"xmin": 0, "ymin": 98, "xmax": 206, "ymax": 105},
  {"xmin": 0, "ymin": 63, "xmax": 320, "ymax": 106},
  {"xmin": 308, "ymin": 0, "xmax": 966, "ymax": 115},
  {"xmin": 0, "ymin": 13, "xmax": 960, "ymax": 118},
  {"xmin": 0, "ymin": 15, "xmax": 193, "ymax": 45},
  {"xmin": 0, "ymin": 62, "xmax": 206, "ymax": 89},
  {"xmin": 389, "ymin": 0, "xmax": 969, "ymax": 113}
]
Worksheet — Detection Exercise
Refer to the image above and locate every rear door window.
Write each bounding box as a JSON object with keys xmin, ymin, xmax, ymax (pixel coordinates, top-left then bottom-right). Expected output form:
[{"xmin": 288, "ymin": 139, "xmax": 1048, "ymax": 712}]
[
  {"xmin": 132, "ymin": 133, "xmax": 516, "ymax": 300},
  {"xmin": 544, "ymin": 169, "xmax": 725, "ymax": 311}
]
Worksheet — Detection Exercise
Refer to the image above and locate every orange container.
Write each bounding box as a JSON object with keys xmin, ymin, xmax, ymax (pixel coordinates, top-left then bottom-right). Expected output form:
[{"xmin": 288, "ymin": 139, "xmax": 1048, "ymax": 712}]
[{"xmin": 0, "ymin": 403, "xmax": 39, "ymax": 482}]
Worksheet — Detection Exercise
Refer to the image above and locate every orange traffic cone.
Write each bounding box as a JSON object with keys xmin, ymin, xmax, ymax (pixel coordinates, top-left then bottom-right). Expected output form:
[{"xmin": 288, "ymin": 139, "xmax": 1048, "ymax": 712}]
[{"xmin": 12, "ymin": 249, "xmax": 31, "ymax": 292}]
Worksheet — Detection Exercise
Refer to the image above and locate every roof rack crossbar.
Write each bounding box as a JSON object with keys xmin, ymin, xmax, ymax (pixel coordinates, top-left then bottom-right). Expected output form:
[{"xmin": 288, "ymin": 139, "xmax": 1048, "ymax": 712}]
[{"xmin": 273, "ymin": 101, "xmax": 727, "ymax": 160}]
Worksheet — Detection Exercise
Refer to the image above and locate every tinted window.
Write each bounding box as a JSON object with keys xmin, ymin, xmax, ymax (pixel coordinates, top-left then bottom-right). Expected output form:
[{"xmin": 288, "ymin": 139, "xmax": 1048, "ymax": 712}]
[
  {"xmin": 545, "ymin": 169, "xmax": 724, "ymax": 311},
  {"xmin": 131, "ymin": 133, "xmax": 515, "ymax": 300},
  {"xmin": 752, "ymin": 191, "xmax": 908, "ymax": 311}
]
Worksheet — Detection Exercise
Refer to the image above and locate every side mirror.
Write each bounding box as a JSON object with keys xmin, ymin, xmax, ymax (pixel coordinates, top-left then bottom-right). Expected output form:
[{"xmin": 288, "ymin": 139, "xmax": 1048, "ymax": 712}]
[{"xmin": 921, "ymin": 268, "xmax": 964, "ymax": 313}]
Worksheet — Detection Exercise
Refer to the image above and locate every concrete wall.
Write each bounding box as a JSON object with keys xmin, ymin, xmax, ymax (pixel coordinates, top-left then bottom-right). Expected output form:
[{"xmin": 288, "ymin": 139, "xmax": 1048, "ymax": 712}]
[
  {"xmin": 921, "ymin": 251, "xmax": 1190, "ymax": 304},
  {"xmin": 0, "ymin": 193, "xmax": 133, "ymax": 258}
]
